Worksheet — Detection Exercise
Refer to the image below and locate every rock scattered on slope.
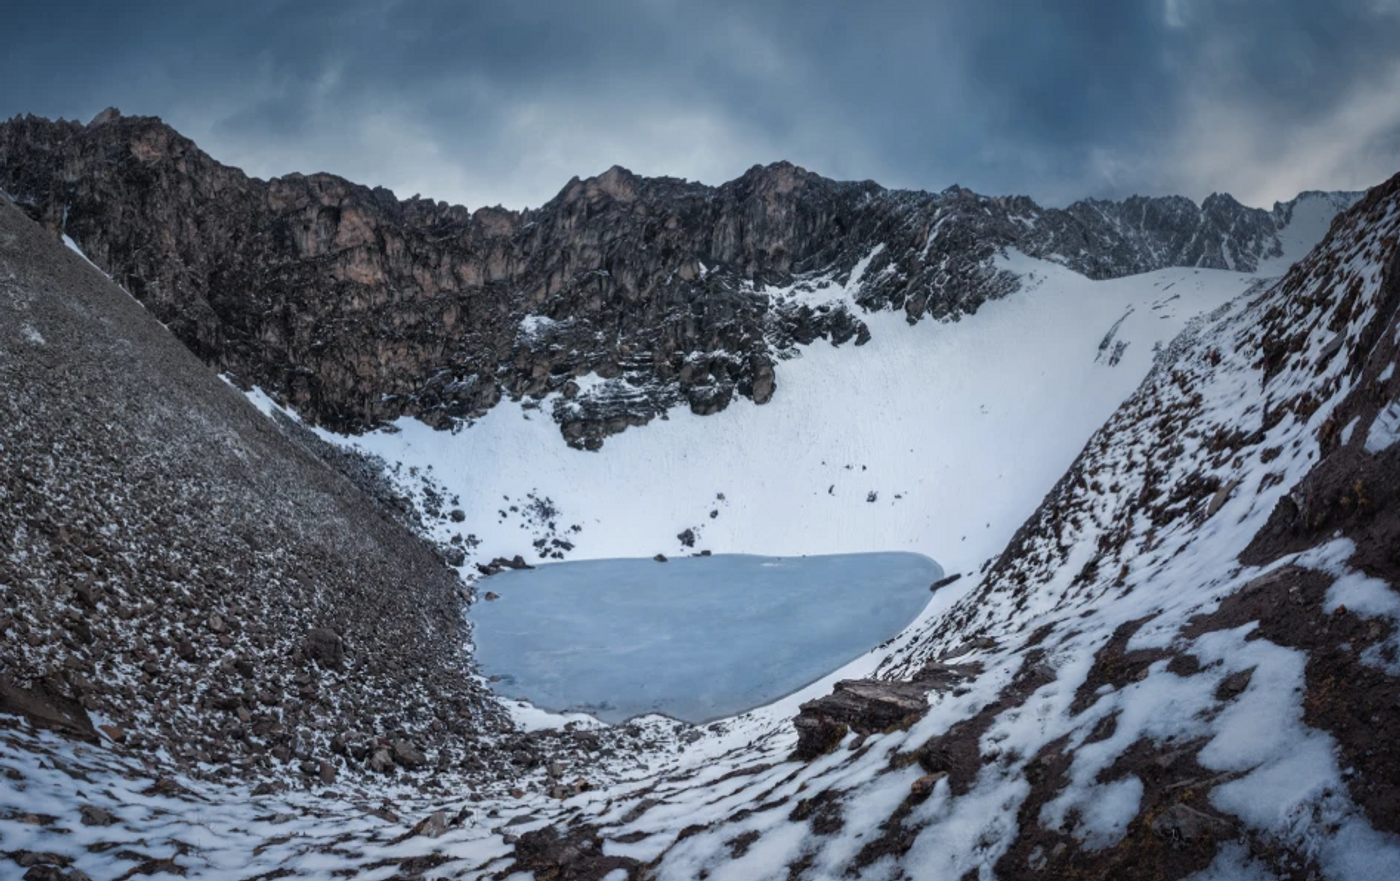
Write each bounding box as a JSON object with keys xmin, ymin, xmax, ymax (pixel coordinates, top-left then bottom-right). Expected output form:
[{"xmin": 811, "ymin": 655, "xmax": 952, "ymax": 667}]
[{"xmin": 0, "ymin": 198, "xmax": 505, "ymax": 782}]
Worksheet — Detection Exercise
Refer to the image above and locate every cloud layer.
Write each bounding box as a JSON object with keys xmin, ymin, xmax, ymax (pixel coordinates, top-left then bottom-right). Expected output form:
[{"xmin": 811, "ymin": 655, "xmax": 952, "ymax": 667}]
[{"xmin": 5, "ymin": 0, "xmax": 1399, "ymax": 209}]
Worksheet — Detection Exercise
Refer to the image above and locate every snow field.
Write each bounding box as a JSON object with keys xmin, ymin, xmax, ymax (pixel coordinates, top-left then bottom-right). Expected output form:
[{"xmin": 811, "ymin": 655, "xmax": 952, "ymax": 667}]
[{"xmin": 323, "ymin": 253, "xmax": 1259, "ymax": 581}]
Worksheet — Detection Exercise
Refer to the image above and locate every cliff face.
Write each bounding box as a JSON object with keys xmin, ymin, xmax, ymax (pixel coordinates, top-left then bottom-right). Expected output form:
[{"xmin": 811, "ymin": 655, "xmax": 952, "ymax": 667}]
[{"xmin": 0, "ymin": 109, "xmax": 1354, "ymax": 446}]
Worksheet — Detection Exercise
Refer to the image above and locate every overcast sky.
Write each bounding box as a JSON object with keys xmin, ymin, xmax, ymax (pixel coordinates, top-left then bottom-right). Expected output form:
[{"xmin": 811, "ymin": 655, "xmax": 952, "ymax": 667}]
[{"xmin": 5, "ymin": 1, "xmax": 1400, "ymax": 210}]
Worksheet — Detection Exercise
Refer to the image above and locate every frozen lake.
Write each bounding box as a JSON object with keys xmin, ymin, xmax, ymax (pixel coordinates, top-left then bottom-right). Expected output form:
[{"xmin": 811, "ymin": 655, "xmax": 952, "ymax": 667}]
[{"xmin": 470, "ymin": 552, "xmax": 943, "ymax": 723}]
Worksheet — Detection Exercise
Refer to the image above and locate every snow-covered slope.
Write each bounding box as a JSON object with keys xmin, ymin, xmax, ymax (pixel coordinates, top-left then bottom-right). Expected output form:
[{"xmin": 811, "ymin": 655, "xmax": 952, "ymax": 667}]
[
  {"xmin": 513, "ymin": 172, "xmax": 1400, "ymax": 880},
  {"xmin": 320, "ymin": 256, "xmax": 1260, "ymax": 578}
]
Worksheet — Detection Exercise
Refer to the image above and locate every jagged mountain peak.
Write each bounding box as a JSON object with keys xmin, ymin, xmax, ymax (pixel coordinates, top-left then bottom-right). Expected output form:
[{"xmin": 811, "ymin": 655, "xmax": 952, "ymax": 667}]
[
  {"xmin": 86, "ymin": 105, "xmax": 122, "ymax": 127},
  {"xmin": 579, "ymin": 163, "xmax": 644, "ymax": 201},
  {"xmin": 1199, "ymin": 189, "xmax": 1245, "ymax": 209},
  {"xmin": 731, "ymin": 159, "xmax": 836, "ymax": 194}
]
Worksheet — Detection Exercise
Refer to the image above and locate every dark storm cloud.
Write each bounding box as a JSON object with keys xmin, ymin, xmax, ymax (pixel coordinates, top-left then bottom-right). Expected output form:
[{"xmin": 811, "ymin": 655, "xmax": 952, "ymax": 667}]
[{"xmin": 4, "ymin": 0, "xmax": 1399, "ymax": 208}]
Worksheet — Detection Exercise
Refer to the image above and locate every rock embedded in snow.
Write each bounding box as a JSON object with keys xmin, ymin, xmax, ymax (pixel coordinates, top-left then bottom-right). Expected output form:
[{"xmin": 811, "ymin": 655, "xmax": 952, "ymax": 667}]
[
  {"xmin": 909, "ymin": 771, "xmax": 948, "ymax": 802},
  {"xmin": 1206, "ymin": 477, "xmax": 1243, "ymax": 517},
  {"xmin": 793, "ymin": 663, "xmax": 978, "ymax": 759},
  {"xmin": 508, "ymin": 824, "xmax": 639, "ymax": 880}
]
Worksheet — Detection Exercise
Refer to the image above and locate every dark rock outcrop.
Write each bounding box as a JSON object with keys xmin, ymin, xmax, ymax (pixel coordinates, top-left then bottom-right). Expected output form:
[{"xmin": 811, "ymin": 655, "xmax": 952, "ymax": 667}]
[
  {"xmin": 0, "ymin": 677, "xmax": 97, "ymax": 742},
  {"xmin": 793, "ymin": 663, "xmax": 978, "ymax": 759},
  {"xmin": 508, "ymin": 824, "xmax": 640, "ymax": 881}
]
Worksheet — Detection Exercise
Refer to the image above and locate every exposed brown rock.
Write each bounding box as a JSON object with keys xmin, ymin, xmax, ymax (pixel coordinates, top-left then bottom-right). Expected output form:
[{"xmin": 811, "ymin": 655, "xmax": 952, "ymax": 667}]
[
  {"xmin": 793, "ymin": 663, "xmax": 978, "ymax": 760},
  {"xmin": 0, "ymin": 677, "xmax": 97, "ymax": 742},
  {"xmin": 508, "ymin": 824, "xmax": 640, "ymax": 881}
]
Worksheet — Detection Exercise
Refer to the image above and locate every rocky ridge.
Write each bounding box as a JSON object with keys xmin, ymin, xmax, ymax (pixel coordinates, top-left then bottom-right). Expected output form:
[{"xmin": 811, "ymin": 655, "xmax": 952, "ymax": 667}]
[{"xmin": 0, "ymin": 109, "xmax": 1358, "ymax": 448}]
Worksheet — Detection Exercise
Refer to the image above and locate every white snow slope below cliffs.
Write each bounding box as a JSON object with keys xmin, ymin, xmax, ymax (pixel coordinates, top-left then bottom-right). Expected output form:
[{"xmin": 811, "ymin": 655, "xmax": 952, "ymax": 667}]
[
  {"xmin": 273, "ymin": 196, "xmax": 1358, "ymax": 585},
  {"xmin": 322, "ymin": 257, "xmax": 1262, "ymax": 579}
]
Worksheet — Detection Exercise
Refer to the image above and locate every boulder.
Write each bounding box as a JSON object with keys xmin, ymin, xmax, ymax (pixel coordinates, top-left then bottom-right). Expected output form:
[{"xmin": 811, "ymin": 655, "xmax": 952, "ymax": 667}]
[
  {"xmin": 369, "ymin": 748, "xmax": 395, "ymax": 774},
  {"xmin": 393, "ymin": 740, "xmax": 427, "ymax": 768},
  {"xmin": 303, "ymin": 627, "xmax": 344, "ymax": 668},
  {"xmin": 415, "ymin": 811, "xmax": 449, "ymax": 839},
  {"xmin": 909, "ymin": 771, "xmax": 947, "ymax": 802},
  {"xmin": 510, "ymin": 824, "xmax": 639, "ymax": 880},
  {"xmin": 0, "ymin": 677, "xmax": 97, "ymax": 742}
]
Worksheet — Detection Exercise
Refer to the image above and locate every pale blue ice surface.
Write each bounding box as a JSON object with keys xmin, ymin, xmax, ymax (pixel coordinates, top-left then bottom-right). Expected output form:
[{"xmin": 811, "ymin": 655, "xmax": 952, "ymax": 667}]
[{"xmin": 470, "ymin": 552, "xmax": 944, "ymax": 723}]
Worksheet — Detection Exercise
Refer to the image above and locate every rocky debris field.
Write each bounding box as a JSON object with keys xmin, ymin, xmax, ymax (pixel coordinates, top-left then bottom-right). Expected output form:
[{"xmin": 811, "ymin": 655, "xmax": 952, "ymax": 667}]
[
  {"xmin": 0, "ymin": 198, "xmax": 521, "ymax": 787},
  {"xmin": 0, "ymin": 110, "xmax": 1355, "ymax": 447}
]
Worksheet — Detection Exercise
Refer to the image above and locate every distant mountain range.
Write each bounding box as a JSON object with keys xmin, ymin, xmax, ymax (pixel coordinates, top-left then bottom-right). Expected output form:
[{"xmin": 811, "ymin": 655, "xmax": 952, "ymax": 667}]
[{"xmin": 0, "ymin": 108, "xmax": 1359, "ymax": 447}]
